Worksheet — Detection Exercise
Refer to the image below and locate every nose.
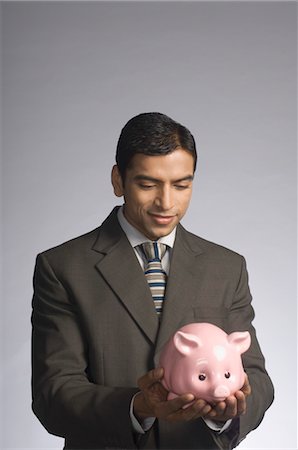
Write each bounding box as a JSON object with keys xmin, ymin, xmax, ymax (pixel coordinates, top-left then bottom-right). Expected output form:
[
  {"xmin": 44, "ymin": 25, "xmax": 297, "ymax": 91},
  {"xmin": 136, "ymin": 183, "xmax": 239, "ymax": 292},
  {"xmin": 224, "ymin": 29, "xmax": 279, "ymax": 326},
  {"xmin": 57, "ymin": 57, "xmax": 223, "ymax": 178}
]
[
  {"xmin": 213, "ymin": 385, "xmax": 230, "ymax": 400},
  {"xmin": 155, "ymin": 186, "xmax": 173, "ymax": 211}
]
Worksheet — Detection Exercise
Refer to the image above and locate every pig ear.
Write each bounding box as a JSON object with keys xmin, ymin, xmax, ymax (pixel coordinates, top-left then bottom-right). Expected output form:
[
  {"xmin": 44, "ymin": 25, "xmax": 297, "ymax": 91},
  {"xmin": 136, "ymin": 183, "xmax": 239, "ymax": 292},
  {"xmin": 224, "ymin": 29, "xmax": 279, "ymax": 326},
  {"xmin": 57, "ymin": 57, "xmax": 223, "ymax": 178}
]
[
  {"xmin": 228, "ymin": 331, "xmax": 251, "ymax": 354},
  {"xmin": 174, "ymin": 331, "xmax": 202, "ymax": 355}
]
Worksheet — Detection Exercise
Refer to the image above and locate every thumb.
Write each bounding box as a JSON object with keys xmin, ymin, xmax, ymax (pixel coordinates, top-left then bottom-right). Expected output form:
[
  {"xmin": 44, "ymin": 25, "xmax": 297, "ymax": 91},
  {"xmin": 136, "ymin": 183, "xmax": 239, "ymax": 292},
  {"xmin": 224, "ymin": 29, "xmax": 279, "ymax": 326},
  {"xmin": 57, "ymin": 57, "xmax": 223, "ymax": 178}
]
[
  {"xmin": 138, "ymin": 367, "xmax": 164, "ymax": 390},
  {"xmin": 241, "ymin": 374, "xmax": 251, "ymax": 396}
]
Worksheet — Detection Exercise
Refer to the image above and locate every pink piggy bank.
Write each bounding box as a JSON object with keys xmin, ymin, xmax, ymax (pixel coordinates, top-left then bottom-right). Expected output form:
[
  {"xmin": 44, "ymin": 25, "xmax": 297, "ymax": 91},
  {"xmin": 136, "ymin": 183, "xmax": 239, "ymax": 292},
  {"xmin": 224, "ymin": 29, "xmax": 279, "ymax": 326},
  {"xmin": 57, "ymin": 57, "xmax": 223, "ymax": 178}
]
[{"xmin": 158, "ymin": 322, "xmax": 251, "ymax": 404}]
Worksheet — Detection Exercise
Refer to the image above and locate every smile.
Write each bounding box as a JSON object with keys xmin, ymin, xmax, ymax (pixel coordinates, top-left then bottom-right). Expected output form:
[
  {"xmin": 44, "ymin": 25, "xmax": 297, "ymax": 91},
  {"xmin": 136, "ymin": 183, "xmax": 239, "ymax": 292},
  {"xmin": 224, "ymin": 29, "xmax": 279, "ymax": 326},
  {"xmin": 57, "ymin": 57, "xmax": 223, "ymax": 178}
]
[{"xmin": 149, "ymin": 213, "xmax": 176, "ymax": 225}]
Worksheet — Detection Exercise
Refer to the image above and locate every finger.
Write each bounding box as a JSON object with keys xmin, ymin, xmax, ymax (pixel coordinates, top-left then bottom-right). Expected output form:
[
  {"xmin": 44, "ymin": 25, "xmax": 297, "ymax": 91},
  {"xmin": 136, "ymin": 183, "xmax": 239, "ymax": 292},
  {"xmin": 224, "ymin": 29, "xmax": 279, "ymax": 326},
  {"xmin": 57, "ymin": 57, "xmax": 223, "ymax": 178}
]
[
  {"xmin": 185, "ymin": 399, "xmax": 213, "ymax": 420},
  {"xmin": 242, "ymin": 377, "xmax": 252, "ymax": 397},
  {"xmin": 207, "ymin": 396, "xmax": 236, "ymax": 420},
  {"xmin": 208, "ymin": 393, "xmax": 246, "ymax": 421},
  {"xmin": 207, "ymin": 400, "xmax": 226, "ymax": 418},
  {"xmin": 162, "ymin": 393, "xmax": 195, "ymax": 414},
  {"xmin": 167, "ymin": 398, "xmax": 211, "ymax": 422},
  {"xmin": 138, "ymin": 368, "xmax": 164, "ymax": 391},
  {"xmin": 235, "ymin": 391, "xmax": 247, "ymax": 415},
  {"xmin": 153, "ymin": 393, "xmax": 198, "ymax": 421},
  {"xmin": 222, "ymin": 396, "xmax": 237, "ymax": 418}
]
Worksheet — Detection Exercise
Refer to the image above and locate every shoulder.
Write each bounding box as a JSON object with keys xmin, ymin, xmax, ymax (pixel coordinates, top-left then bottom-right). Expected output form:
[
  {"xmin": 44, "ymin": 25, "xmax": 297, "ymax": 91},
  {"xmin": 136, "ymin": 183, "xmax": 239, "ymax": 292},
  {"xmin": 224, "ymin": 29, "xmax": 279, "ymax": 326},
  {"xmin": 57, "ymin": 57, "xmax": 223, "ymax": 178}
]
[
  {"xmin": 37, "ymin": 227, "xmax": 101, "ymax": 266},
  {"xmin": 38, "ymin": 207, "xmax": 121, "ymax": 262},
  {"xmin": 178, "ymin": 225, "xmax": 245, "ymax": 265}
]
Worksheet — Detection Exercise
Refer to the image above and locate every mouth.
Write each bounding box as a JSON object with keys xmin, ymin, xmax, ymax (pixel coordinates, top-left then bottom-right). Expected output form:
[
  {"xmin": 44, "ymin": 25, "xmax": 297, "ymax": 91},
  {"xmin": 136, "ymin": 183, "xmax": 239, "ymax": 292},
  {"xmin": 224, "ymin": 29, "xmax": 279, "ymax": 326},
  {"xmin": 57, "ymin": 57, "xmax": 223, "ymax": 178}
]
[{"xmin": 149, "ymin": 213, "xmax": 176, "ymax": 225}]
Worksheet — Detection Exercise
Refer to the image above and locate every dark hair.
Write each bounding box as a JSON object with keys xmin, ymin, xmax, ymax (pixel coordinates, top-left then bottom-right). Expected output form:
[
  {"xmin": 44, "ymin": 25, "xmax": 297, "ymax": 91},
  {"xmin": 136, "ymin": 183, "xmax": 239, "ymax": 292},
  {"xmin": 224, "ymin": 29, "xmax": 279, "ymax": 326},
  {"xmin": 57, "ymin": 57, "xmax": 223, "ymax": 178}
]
[{"xmin": 116, "ymin": 112, "xmax": 197, "ymax": 179}]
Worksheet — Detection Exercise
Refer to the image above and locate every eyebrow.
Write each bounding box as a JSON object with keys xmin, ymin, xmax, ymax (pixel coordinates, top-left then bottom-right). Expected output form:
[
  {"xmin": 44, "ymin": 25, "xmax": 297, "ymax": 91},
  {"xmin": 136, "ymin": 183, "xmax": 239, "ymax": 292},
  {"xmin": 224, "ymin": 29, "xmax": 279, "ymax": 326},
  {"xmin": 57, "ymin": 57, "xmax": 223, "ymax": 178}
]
[{"xmin": 133, "ymin": 175, "xmax": 194, "ymax": 183}]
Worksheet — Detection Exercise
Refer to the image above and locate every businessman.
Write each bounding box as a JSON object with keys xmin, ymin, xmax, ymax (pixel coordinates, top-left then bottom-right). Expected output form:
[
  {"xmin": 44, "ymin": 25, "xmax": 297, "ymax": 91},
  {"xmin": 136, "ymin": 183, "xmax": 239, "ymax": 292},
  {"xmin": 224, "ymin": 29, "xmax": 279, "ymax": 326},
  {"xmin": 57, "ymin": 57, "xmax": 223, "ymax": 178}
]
[{"xmin": 31, "ymin": 112, "xmax": 274, "ymax": 449}]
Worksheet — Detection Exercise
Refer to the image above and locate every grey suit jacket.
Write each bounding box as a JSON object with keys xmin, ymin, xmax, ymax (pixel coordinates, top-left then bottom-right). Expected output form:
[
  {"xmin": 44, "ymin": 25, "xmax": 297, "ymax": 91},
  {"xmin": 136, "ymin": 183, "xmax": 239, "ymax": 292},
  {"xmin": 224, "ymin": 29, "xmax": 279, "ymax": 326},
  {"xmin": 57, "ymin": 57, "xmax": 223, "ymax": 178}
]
[{"xmin": 31, "ymin": 207, "xmax": 274, "ymax": 449}]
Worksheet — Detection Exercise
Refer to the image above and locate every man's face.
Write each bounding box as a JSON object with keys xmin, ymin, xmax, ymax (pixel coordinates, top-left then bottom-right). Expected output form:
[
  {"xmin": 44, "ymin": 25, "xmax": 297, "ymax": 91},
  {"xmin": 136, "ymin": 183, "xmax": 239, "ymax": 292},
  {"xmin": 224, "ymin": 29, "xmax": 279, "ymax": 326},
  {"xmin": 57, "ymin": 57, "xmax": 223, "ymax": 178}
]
[{"xmin": 112, "ymin": 149, "xmax": 195, "ymax": 240}]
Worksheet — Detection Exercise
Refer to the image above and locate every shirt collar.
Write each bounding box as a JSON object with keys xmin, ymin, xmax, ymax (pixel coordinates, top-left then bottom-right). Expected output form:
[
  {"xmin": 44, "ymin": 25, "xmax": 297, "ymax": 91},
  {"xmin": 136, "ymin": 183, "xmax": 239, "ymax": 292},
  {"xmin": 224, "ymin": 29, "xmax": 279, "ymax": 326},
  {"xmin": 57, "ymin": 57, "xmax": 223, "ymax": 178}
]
[{"xmin": 117, "ymin": 205, "xmax": 176, "ymax": 249}]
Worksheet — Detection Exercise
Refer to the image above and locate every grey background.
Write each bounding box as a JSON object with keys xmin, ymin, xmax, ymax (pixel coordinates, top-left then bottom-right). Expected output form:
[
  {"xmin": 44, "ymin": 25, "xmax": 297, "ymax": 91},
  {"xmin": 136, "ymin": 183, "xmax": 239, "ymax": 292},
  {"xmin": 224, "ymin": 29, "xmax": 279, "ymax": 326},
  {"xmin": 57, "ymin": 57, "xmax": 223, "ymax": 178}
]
[{"xmin": 1, "ymin": 1, "xmax": 297, "ymax": 449}]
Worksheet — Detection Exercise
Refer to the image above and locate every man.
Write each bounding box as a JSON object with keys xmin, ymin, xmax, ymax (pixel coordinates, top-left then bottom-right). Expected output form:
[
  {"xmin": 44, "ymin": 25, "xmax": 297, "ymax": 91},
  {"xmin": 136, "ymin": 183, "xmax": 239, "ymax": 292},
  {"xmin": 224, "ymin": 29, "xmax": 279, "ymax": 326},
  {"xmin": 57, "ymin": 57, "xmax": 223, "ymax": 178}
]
[{"xmin": 31, "ymin": 112, "xmax": 274, "ymax": 449}]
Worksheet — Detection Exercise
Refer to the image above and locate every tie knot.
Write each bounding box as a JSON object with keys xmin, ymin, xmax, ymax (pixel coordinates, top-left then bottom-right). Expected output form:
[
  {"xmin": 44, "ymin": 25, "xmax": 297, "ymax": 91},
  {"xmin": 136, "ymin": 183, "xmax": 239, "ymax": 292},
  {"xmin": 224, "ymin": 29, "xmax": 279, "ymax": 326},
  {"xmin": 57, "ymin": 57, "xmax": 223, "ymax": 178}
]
[{"xmin": 141, "ymin": 242, "xmax": 167, "ymax": 262}]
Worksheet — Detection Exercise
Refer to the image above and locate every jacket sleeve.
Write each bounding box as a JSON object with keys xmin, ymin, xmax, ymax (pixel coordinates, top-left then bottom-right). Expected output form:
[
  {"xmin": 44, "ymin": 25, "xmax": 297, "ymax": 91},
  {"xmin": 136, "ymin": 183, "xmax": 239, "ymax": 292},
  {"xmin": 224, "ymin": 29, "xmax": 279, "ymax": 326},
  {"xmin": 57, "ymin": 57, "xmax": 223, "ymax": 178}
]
[
  {"xmin": 31, "ymin": 252, "xmax": 139, "ymax": 448},
  {"xmin": 214, "ymin": 256, "xmax": 274, "ymax": 449}
]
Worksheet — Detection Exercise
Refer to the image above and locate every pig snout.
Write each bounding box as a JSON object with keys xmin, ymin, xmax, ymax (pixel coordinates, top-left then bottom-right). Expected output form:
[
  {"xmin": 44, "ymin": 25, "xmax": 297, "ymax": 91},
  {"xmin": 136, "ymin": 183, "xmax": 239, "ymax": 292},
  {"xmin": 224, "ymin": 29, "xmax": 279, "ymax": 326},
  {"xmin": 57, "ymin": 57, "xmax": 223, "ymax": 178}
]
[{"xmin": 213, "ymin": 385, "xmax": 230, "ymax": 400}]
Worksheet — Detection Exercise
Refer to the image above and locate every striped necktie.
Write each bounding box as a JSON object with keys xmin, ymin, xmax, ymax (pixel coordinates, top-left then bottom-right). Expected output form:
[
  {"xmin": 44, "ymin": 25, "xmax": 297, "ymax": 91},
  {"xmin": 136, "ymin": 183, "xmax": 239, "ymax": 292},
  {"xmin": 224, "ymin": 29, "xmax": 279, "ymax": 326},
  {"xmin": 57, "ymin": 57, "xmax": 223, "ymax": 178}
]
[{"xmin": 141, "ymin": 242, "xmax": 167, "ymax": 315}]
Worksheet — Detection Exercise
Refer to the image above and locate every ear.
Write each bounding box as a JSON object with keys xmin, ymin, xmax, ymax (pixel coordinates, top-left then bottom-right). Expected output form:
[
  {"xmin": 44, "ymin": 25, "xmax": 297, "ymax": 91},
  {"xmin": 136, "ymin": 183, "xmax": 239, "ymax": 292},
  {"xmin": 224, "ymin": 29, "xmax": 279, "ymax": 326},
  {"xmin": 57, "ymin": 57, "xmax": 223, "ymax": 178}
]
[
  {"xmin": 174, "ymin": 331, "xmax": 202, "ymax": 356},
  {"xmin": 228, "ymin": 331, "xmax": 251, "ymax": 354},
  {"xmin": 111, "ymin": 165, "xmax": 124, "ymax": 197}
]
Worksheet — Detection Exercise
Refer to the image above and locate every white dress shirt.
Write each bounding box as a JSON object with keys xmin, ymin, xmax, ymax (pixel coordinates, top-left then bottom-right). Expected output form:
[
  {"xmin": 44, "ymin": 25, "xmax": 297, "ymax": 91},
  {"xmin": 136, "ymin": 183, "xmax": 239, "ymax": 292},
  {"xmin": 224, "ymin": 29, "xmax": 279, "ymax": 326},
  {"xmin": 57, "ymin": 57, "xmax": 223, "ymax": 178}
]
[{"xmin": 117, "ymin": 206, "xmax": 175, "ymax": 274}]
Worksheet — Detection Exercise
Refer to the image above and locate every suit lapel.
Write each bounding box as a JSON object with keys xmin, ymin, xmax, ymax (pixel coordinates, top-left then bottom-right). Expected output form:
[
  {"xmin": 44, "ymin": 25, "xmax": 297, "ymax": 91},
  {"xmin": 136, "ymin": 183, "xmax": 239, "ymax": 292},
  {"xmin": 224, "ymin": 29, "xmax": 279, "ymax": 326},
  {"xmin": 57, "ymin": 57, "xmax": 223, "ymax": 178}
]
[
  {"xmin": 92, "ymin": 208, "xmax": 159, "ymax": 345},
  {"xmin": 92, "ymin": 209, "xmax": 204, "ymax": 351},
  {"xmin": 155, "ymin": 224, "xmax": 204, "ymax": 354}
]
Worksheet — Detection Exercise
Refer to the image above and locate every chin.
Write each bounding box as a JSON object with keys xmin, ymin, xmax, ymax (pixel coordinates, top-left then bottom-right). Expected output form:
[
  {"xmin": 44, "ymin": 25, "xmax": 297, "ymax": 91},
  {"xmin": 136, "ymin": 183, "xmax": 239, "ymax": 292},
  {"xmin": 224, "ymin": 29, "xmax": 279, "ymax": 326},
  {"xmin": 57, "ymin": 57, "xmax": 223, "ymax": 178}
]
[{"xmin": 151, "ymin": 229, "xmax": 171, "ymax": 240}]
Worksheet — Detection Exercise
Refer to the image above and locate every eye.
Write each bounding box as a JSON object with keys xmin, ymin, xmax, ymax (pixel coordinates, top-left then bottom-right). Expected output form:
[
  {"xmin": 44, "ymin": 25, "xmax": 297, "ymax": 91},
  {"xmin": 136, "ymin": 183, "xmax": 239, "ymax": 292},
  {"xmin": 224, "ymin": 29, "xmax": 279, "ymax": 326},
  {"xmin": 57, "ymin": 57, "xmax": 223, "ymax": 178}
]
[
  {"xmin": 198, "ymin": 373, "xmax": 206, "ymax": 381},
  {"xmin": 225, "ymin": 372, "xmax": 231, "ymax": 379},
  {"xmin": 139, "ymin": 184, "xmax": 155, "ymax": 190},
  {"xmin": 174, "ymin": 184, "xmax": 189, "ymax": 190}
]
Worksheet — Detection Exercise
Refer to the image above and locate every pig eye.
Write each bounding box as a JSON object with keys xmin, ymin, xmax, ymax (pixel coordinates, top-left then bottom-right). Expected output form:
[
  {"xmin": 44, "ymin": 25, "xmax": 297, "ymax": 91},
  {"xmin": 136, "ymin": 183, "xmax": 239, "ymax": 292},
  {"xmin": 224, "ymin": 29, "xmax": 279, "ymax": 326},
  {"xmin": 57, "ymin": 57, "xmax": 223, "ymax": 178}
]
[
  {"xmin": 225, "ymin": 372, "xmax": 231, "ymax": 379},
  {"xmin": 198, "ymin": 373, "xmax": 206, "ymax": 381}
]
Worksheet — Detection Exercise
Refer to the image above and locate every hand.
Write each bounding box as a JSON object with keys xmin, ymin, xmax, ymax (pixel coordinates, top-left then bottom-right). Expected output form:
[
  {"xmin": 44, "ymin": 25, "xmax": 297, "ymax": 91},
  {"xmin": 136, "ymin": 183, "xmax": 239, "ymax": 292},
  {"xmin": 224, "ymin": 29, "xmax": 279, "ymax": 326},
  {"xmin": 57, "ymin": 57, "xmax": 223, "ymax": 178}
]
[
  {"xmin": 134, "ymin": 368, "xmax": 212, "ymax": 423},
  {"xmin": 204, "ymin": 374, "xmax": 252, "ymax": 423}
]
